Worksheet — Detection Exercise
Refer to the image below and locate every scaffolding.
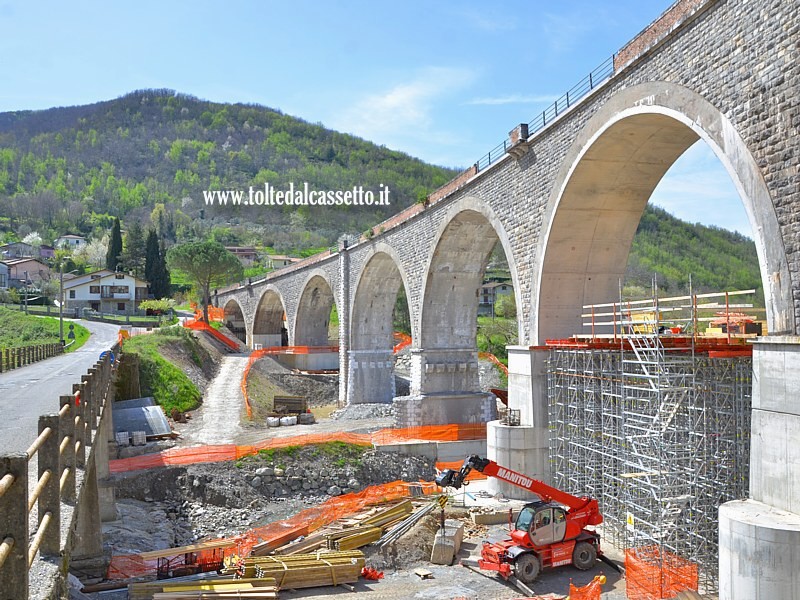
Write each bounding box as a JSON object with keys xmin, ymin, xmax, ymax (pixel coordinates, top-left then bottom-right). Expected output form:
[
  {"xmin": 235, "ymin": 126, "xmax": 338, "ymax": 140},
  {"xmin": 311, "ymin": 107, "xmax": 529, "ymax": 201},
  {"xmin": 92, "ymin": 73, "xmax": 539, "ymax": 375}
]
[{"xmin": 547, "ymin": 290, "xmax": 753, "ymax": 596}]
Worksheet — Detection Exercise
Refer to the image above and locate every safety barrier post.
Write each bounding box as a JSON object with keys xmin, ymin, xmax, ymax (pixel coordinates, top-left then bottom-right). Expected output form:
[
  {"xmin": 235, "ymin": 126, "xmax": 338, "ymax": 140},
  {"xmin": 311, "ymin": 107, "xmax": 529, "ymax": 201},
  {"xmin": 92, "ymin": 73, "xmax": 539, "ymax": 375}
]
[
  {"xmin": 35, "ymin": 414, "xmax": 61, "ymax": 559},
  {"xmin": 59, "ymin": 397, "xmax": 76, "ymax": 502},
  {"xmin": 73, "ymin": 384, "xmax": 87, "ymax": 469},
  {"xmin": 0, "ymin": 454, "xmax": 28, "ymax": 599}
]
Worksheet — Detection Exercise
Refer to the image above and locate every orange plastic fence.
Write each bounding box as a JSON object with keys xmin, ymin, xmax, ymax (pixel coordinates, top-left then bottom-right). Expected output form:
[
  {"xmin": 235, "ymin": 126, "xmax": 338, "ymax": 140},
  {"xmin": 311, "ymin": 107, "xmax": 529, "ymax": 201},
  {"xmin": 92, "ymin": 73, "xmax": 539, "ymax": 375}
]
[
  {"xmin": 478, "ymin": 351, "xmax": 509, "ymax": 376},
  {"xmin": 109, "ymin": 424, "xmax": 487, "ymax": 474},
  {"xmin": 434, "ymin": 460, "xmax": 487, "ymax": 480},
  {"xmin": 184, "ymin": 319, "xmax": 241, "ymax": 351},
  {"xmin": 191, "ymin": 304, "xmax": 225, "ymax": 322},
  {"xmin": 570, "ymin": 574, "xmax": 606, "ymax": 600},
  {"xmin": 393, "ymin": 332, "xmax": 412, "ymax": 354},
  {"xmin": 106, "ymin": 479, "xmax": 440, "ymax": 580},
  {"xmin": 625, "ymin": 546, "xmax": 698, "ymax": 600}
]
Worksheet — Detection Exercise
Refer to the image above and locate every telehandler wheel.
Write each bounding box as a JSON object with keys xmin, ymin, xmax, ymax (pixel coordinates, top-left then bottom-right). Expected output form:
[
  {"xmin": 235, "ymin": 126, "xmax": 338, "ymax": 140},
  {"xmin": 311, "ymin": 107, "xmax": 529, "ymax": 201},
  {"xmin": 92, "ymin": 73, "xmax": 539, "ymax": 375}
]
[
  {"xmin": 514, "ymin": 553, "xmax": 541, "ymax": 583},
  {"xmin": 572, "ymin": 541, "xmax": 597, "ymax": 570}
]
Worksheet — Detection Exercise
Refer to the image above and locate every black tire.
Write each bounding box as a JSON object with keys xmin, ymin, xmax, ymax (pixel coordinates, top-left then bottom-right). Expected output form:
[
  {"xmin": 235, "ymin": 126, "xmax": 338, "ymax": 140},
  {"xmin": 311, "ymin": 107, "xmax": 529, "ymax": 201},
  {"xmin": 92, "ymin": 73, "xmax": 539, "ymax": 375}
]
[
  {"xmin": 514, "ymin": 553, "xmax": 541, "ymax": 584},
  {"xmin": 572, "ymin": 541, "xmax": 597, "ymax": 570}
]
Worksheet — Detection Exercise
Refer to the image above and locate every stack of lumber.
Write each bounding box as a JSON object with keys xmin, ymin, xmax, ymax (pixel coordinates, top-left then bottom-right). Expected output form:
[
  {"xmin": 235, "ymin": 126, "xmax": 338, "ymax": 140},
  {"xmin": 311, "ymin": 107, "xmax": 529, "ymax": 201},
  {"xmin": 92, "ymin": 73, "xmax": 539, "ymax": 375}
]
[
  {"xmin": 270, "ymin": 500, "xmax": 414, "ymax": 555},
  {"xmin": 129, "ymin": 578, "xmax": 277, "ymax": 600},
  {"xmin": 236, "ymin": 550, "xmax": 365, "ymax": 588}
]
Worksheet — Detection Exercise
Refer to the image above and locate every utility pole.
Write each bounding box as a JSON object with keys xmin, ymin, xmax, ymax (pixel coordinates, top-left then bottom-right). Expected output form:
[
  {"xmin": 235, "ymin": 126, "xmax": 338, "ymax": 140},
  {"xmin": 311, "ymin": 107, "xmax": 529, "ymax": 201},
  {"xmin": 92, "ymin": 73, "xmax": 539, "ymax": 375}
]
[{"xmin": 23, "ymin": 270, "xmax": 28, "ymax": 314}]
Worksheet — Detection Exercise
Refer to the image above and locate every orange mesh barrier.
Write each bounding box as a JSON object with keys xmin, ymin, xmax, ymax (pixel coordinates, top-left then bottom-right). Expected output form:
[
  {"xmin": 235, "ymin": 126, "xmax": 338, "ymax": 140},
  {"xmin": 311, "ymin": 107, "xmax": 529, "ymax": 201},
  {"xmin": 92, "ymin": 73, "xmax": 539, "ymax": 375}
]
[
  {"xmin": 478, "ymin": 351, "xmax": 509, "ymax": 376},
  {"xmin": 191, "ymin": 304, "xmax": 225, "ymax": 322},
  {"xmin": 106, "ymin": 479, "xmax": 440, "ymax": 580},
  {"xmin": 372, "ymin": 423, "xmax": 486, "ymax": 444},
  {"xmin": 393, "ymin": 332, "xmax": 412, "ymax": 354},
  {"xmin": 109, "ymin": 426, "xmax": 486, "ymax": 474},
  {"xmin": 625, "ymin": 546, "xmax": 698, "ymax": 599},
  {"xmin": 184, "ymin": 319, "xmax": 241, "ymax": 351},
  {"xmin": 570, "ymin": 574, "xmax": 606, "ymax": 600}
]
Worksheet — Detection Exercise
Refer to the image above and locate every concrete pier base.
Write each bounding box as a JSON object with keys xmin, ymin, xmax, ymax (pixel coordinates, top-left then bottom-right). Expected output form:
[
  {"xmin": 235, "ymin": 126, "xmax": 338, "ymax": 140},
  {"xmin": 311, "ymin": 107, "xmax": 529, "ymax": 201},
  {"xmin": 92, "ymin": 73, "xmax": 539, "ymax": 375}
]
[
  {"xmin": 719, "ymin": 500, "xmax": 800, "ymax": 599},
  {"xmin": 486, "ymin": 420, "xmax": 548, "ymax": 501},
  {"xmin": 392, "ymin": 392, "xmax": 496, "ymax": 427}
]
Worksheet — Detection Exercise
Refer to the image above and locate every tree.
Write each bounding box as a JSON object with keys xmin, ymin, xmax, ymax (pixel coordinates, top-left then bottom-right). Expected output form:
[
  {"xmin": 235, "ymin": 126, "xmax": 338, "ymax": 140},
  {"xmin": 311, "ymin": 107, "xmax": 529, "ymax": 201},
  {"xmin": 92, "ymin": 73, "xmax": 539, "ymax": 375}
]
[
  {"xmin": 166, "ymin": 241, "xmax": 243, "ymax": 323},
  {"xmin": 120, "ymin": 221, "xmax": 146, "ymax": 277},
  {"xmin": 145, "ymin": 229, "xmax": 171, "ymax": 299},
  {"xmin": 494, "ymin": 293, "xmax": 517, "ymax": 319},
  {"xmin": 106, "ymin": 217, "xmax": 122, "ymax": 271}
]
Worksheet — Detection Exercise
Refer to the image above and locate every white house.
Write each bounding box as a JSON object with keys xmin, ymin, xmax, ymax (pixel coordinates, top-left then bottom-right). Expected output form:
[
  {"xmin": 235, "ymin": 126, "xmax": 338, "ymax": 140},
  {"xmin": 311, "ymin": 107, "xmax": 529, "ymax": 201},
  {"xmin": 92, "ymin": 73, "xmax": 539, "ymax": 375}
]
[
  {"xmin": 478, "ymin": 281, "xmax": 513, "ymax": 315},
  {"xmin": 63, "ymin": 270, "xmax": 149, "ymax": 313},
  {"xmin": 55, "ymin": 234, "xmax": 86, "ymax": 249}
]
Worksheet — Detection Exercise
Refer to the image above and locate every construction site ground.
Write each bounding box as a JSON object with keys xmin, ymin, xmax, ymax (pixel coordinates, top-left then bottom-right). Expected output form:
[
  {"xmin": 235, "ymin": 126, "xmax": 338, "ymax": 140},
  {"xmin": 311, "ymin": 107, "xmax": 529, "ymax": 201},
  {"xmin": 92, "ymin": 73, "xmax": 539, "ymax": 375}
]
[{"xmin": 93, "ymin": 345, "xmax": 627, "ymax": 600}]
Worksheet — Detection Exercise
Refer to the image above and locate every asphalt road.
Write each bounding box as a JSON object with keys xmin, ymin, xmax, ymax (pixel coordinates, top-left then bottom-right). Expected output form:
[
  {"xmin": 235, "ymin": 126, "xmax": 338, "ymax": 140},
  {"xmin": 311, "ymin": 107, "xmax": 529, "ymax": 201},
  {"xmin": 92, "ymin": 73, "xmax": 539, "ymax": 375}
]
[{"xmin": 0, "ymin": 319, "xmax": 121, "ymax": 454}]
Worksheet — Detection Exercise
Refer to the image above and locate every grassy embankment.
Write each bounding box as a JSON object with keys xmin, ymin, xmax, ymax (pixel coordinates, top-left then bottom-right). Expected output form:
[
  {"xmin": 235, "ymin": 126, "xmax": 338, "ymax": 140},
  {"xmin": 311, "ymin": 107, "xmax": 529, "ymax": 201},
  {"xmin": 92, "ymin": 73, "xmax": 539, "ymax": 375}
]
[
  {"xmin": 120, "ymin": 328, "xmax": 202, "ymax": 414},
  {"xmin": 0, "ymin": 306, "xmax": 89, "ymax": 352}
]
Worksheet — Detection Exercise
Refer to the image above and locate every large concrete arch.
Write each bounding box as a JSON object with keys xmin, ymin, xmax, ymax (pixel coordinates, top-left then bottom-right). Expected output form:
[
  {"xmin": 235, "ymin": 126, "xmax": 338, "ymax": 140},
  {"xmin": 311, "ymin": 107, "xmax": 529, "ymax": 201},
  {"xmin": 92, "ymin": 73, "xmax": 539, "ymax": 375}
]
[
  {"xmin": 222, "ymin": 298, "xmax": 247, "ymax": 344},
  {"xmin": 534, "ymin": 82, "xmax": 793, "ymax": 344},
  {"xmin": 252, "ymin": 286, "xmax": 287, "ymax": 348},
  {"xmin": 419, "ymin": 196, "xmax": 522, "ymax": 351},
  {"xmin": 347, "ymin": 243, "xmax": 412, "ymax": 404},
  {"xmin": 293, "ymin": 270, "xmax": 338, "ymax": 347}
]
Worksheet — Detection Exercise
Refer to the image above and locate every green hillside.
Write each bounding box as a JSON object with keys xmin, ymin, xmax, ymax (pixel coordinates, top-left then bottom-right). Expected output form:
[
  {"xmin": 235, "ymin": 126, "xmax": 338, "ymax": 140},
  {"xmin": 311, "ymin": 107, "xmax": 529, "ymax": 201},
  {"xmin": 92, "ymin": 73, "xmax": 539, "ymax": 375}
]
[
  {"xmin": 0, "ymin": 90, "xmax": 761, "ymax": 299},
  {"xmin": 0, "ymin": 90, "xmax": 455, "ymax": 251}
]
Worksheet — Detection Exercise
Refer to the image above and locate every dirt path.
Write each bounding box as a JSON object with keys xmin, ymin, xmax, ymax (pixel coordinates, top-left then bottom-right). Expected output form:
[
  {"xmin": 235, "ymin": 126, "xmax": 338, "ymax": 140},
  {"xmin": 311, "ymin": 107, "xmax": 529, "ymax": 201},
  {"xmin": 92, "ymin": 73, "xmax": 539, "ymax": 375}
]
[{"xmin": 181, "ymin": 353, "xmax": 249, "ymax": 445}]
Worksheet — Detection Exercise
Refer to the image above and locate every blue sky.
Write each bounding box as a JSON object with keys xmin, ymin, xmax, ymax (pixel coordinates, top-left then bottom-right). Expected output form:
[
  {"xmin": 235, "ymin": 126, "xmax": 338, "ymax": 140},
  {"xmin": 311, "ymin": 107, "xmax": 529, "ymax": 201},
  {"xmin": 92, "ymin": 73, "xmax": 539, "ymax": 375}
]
[{"xmin": 0, "ymin": 0, "xmax": 751, "ymax": 236}]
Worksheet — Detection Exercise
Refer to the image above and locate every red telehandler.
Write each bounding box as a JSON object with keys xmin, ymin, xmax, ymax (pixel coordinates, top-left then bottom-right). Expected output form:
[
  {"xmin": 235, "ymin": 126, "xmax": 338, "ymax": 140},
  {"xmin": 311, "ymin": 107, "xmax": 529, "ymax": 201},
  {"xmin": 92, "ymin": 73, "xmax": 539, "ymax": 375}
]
[{"xmin": 436, "ymin": 455, "xmax": 605, "ymax": 583}]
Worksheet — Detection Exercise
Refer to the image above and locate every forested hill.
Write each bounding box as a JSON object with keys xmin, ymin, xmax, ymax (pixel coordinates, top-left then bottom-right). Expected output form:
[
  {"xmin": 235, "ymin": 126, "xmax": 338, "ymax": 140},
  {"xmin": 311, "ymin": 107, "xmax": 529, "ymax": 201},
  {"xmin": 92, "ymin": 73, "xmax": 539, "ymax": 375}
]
[
  {"xmin": 625, "ymin": 205, "xmax": 761, "ymax": 298},
  {"xmin": 0, "ymin": 90, "xmax": 760, "ymax": 298},
  {"xmin": 0, "ymin": 90, "xmax": 456, "ymax": 249}
]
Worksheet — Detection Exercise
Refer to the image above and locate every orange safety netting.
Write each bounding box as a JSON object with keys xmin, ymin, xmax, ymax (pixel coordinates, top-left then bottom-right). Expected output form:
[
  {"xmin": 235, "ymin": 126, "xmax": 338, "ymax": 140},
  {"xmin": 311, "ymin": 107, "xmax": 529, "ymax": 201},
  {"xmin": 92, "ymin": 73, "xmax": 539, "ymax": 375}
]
[
  {"xmin": 109, "ymin": 424, "xmax": 487, "ymax": 474},
  {"xmin": 184, "ymin": 318, "xmax": 241, "ymax": 351},
  {"xmin": 393, "ymin": 332, "xmax": 412, "ymax": 354},
  {"xmin": 478, "ymin": 351, "xmax": 509, "ymax": 376},
  {"xmin": 106, "ymin": 479, "xmax": 440, "ymax": 580},
  {"xmin": 433, "ymin": 460, "xmax": 487, "ymax": 480},
  {"xmin": 625, "ymin": 546, "xmax": 698, "ymax": 600},
  {"xmin": 570, "ymin": 574, "xmax": 606, "ymax": 600},
  {"xmin": 190, "ymin": 303, "xmax": 225, "ymax": 322}
]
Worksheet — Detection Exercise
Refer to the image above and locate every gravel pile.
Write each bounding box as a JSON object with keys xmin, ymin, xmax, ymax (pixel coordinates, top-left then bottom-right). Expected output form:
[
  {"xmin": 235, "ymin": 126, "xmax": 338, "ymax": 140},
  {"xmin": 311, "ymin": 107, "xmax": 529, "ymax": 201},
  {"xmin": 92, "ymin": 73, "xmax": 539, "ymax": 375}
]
[{"xmin": 331, "ymin": 403, "xmax": 395, "ymax": 420}]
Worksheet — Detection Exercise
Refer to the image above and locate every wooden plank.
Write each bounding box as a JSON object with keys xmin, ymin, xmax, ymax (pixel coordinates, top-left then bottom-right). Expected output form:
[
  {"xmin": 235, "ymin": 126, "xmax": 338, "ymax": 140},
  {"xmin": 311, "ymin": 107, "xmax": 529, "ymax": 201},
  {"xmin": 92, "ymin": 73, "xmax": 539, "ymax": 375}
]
[{"xmin": 138, "ymin": 539, "xmax": 237, "ymax": 560}]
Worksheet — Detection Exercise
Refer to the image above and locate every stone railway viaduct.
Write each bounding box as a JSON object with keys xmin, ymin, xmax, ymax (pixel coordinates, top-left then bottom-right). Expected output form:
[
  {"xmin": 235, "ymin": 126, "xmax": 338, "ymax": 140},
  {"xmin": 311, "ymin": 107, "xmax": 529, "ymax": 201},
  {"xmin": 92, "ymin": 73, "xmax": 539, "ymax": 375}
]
[{"xmin": 216, "ymin": 0, "xmax": 799, "ymax": 596}]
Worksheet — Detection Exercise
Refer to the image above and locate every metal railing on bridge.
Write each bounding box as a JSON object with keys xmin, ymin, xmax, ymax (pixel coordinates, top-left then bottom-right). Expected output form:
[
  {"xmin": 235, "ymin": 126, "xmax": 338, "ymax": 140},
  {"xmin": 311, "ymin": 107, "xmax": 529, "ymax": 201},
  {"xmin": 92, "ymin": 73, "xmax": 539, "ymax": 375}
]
[
  {"xmin": 474, "ymin": 55, "xmax": 615, "ymax": 172},
  {"xmin": 0, "ymin": 345, "xmax": 118, "ymax": 598}
]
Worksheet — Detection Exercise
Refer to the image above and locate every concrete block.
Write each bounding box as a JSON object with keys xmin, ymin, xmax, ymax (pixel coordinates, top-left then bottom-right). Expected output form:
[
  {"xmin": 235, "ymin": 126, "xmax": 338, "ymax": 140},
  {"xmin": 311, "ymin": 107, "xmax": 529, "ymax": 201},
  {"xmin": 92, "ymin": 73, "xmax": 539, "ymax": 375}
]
[
  {"xmin": 719, "ymin": 499, "xmax": 800, "ymax": 600},
  {"xmin": 749, "ymin": 409, "xmax": 800, "ymax": 514},
  {"xmin": 430, "ymin": 520, "xmax": 464, "ymax": 565},
  {"xmin": 430, "ymin": 531, "xmax": 455, "ymax": 565}
]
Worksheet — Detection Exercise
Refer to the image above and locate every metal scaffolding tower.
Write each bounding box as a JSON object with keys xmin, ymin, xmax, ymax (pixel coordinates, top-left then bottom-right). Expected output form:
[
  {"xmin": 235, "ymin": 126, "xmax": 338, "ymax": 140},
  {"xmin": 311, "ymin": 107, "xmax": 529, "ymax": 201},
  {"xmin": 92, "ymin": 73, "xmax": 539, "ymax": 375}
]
[{"xmin": 547, "ymin": 291, "xmax": 753, "ymax": 594}]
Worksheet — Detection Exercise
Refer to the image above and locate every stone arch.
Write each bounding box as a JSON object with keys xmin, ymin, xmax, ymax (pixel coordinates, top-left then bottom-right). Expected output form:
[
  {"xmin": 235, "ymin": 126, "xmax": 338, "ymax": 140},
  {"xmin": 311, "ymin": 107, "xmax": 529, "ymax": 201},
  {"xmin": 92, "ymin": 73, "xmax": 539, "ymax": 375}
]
[
  {"xmin": 348, "ymin": 244, "xmax": 412, "ymax": 404},
  {"xmin": 534, "ymin": 82, "xmax": 792, "ymax": 343},
  {"xmin": 293, "ymin": 270, "xmax": 338, "ymax": 346},
  {"xmin": 252, "ymin": 286, "xmax": 287, "ymax": 348},
  {"xmin": 222, "ymin": 298, "xmax": 247, "ymax": 344},
  {"xmin": 419, "ymin": 196, "xmax": 521, "ymax": 350}
]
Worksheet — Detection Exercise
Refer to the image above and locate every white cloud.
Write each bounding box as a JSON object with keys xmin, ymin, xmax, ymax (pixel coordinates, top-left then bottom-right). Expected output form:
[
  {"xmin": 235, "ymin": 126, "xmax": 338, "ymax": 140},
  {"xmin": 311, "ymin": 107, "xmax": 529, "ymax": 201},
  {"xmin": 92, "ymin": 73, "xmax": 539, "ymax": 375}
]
[
  {"xmin": 466, "ymin": 93, "xmax": 559, "ymax": 106},
  {"xmin": 331, "ymin": 67, "xmax": 476, "ymax": 162},
  {"xmin": 650, "ymin": 141, "xmax": 753, "ymax": 238}
]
